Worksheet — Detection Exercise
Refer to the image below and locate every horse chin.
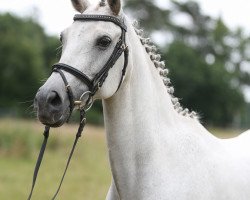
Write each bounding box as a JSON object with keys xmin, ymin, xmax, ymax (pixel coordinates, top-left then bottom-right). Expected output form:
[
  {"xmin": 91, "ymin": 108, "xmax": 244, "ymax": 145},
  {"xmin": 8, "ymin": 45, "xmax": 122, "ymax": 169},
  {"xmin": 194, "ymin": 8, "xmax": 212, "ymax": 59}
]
[
  {"xmin": 41, "ymin": 118, "xmax": 65, "ymax": 128},
  {"xmin": 38, "ymin": 109, "xmax": 70, "ymax": 128}
]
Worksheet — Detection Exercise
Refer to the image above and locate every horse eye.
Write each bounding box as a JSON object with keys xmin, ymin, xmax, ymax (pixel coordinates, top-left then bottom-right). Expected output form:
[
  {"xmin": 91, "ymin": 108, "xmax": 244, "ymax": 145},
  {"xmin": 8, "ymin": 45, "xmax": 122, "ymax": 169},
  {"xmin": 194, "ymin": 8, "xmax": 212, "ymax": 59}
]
[{"xmin": 96, "ymin": 36, "xmax": 112, "ymax": 48}]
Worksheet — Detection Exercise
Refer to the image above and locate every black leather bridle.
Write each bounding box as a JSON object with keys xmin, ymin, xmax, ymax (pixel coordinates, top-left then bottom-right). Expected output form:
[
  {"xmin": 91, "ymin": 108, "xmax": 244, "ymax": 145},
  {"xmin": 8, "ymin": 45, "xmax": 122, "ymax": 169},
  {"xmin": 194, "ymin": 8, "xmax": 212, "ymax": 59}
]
[
  {"xmin": 28, "ymin": 14, "xmax": 128, "ymax": 200},
  {"xmin": 53, "ymin": 14, "xmax": 128, "ymax": 115}
]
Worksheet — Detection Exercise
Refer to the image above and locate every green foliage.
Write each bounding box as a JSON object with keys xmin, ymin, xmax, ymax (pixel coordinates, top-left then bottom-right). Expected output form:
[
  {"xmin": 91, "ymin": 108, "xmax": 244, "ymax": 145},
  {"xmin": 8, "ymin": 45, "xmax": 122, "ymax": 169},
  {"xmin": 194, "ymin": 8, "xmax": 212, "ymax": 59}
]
[
  {"xmin": 1, "ymin": 1, "xmax": 250, "ymax": 126},
  {"xmin": 166, "ymin": 41, "xmax": 244, "ymax": 126},
  {"xmin": 86, "ymin": 100, "xmax": 104, "ymax": 125},
  {"xmin": 125, "ymin": 0, "xmax": 171, "ymax": 31},
  {"xmin": 125, "ymin": 0, "xmax": 250, "ymax": 126},
  {"xmin": 241, "ymin": 103, "xmax": 250, "ymax": 128},
  {"xmin": 0, "ymin": 13, "xmax": 60, "ymax": 116}
]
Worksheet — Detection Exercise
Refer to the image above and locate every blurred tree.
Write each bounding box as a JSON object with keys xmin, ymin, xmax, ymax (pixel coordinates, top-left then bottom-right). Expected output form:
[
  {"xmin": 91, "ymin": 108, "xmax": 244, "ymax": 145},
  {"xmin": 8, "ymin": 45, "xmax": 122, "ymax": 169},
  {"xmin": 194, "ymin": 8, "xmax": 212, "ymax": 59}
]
[
  {"xmin": 0, "ymin": 13, "xmax": 104, "ymax": 124},
  {"xmin": 166, "ymin": 41, "xmax": 244, "ymax": 126},
  {"xmin": 125, "ymin": 0, "xmax": 249, "ymax": 126},
  {"xmin": 1, "ymin": 1, "xmax": 249, "ymax": 126},
  {"xmin": 0, "ymin": 13, "xmax": 59, "ymax": 116},
  {"xmin": 125, "ymin": 0, "xmax": 171, "ymax": 31}
]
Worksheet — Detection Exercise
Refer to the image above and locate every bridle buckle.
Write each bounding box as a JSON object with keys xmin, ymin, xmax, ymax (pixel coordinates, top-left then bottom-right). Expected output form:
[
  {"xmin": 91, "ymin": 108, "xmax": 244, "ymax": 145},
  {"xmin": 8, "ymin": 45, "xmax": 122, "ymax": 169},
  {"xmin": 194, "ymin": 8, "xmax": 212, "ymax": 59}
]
[
  {"xmin": 121, "ymin": 44, "xmax": 128, "ymax": 50},
  {"xmin": 65, "ymin": 84, "xmax": 71, "ymax": 91},
  {"xmin": 81, "ymin": 117, "xmax": 86, "ymax": 124}
]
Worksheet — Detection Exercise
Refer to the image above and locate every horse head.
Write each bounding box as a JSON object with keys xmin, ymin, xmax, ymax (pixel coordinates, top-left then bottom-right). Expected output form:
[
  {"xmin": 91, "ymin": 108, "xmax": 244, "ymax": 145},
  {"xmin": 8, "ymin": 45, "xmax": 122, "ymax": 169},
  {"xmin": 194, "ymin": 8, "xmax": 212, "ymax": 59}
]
[{"xmin": 34, "ymin": 0, "xmax": 129, "ymax": 127}]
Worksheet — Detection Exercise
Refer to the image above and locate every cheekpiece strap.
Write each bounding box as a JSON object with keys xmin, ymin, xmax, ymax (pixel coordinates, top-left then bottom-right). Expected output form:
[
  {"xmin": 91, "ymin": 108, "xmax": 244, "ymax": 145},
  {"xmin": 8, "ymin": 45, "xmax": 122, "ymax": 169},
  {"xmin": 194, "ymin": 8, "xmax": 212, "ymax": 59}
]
[{"xmin": 73, "ymin": 14, "xmax": 127, "ymax": 31}]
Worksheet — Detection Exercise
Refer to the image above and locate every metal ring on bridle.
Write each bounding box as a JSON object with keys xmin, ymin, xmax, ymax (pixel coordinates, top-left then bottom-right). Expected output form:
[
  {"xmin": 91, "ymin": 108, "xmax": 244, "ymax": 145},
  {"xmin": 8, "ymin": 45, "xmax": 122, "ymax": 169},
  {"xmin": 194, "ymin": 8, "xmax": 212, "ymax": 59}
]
[{"xmin": 80, "ymin": 91, "xmax": 94, "ymax": 111}]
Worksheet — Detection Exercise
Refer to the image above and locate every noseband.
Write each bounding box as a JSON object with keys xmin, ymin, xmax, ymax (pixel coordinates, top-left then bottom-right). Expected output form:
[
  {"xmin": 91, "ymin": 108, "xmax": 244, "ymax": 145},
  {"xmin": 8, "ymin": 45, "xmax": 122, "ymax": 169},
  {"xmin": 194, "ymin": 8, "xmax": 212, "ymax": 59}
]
[{"xmin": 28, "ymin": 14, "xmax": 129, "ymax": 200}]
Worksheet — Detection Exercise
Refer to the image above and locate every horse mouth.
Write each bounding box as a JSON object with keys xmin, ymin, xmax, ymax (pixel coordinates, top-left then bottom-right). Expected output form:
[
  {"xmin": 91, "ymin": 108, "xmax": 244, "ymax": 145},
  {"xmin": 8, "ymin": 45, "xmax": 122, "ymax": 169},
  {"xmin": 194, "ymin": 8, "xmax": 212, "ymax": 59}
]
[
  {"xmin": 39, "ymin": 114, "xmax": 66, "ymax": 128},
  {"xmin": 35, "ymin": 104, "xmax": 71, "ymax": 128}
]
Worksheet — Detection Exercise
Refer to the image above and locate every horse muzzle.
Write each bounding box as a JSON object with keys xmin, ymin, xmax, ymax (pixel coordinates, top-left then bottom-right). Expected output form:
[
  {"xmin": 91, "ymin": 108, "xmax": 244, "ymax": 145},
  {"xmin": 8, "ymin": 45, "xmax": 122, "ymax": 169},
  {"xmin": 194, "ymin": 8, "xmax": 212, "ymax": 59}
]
[{"xmin": 34, "ymin": 87, "xmax": 70, "ymax": 127}]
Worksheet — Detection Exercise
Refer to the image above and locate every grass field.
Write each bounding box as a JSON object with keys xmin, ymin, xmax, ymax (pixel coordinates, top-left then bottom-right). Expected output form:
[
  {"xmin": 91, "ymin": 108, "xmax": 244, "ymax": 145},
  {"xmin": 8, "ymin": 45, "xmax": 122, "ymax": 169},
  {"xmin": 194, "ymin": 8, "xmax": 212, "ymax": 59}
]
[{"xmin": 0, "ymin": 118, "xmax": 245, "ymax": 199}]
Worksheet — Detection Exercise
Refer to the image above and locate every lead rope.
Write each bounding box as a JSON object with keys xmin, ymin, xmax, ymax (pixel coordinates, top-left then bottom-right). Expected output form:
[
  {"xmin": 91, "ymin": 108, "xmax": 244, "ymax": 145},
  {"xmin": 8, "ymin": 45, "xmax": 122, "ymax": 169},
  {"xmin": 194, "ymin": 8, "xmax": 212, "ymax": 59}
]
[
  {"xmin": 27, "ymin": 110, "xmax": 86, "ymax": 200},
  {"xmin": 27, "ymin": 126, "xmax": 50, "ymax": 200},
  {"xmin": 52, "ymin": 109, "xmax": 86, "ymax": 200}
]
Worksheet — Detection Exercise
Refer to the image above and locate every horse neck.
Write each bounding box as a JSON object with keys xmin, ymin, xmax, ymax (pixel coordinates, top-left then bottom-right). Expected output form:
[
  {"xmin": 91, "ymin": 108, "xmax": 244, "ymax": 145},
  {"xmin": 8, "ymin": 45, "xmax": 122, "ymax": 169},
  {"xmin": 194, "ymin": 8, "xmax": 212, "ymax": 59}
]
[
  {"xmin": 102, "ymin": 21, "xmax": 214, "ymax": 197},
  {"xmin": 103, "ymin": 23, "xmax": 178, "ymax": 149}
]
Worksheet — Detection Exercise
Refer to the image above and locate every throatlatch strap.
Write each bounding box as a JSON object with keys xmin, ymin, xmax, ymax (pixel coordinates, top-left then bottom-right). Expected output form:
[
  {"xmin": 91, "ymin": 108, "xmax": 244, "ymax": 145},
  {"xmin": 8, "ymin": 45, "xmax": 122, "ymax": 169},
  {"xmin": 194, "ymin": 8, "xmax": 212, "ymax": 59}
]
[
  {"xmin": 27, "ymin": 126, "xmax": 50, "ymax": 200},
  {"xmin": 116, "ymin": 47, "xmax": 129, "ymax": 92}
]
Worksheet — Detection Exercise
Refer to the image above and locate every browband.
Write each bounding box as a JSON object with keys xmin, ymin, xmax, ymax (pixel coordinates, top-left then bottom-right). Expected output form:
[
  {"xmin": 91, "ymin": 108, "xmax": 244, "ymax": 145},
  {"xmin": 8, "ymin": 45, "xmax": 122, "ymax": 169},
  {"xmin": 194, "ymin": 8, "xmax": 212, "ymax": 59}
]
[{"xmin": 73, "ymin": 14, "xmax": 127, "ymax": 31}]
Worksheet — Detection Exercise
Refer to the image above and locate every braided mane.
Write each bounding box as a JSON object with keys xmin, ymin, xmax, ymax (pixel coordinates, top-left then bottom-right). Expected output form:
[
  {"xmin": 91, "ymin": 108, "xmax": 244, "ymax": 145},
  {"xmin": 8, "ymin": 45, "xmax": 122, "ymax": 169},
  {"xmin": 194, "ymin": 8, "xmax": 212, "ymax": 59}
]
[
  {"xmin": 98, "ymin": 0, "xmax": 197, "ymax": 119},
  {"xmin": 132, "ymin": 21, "xmax": 198, "ymax": 119}
]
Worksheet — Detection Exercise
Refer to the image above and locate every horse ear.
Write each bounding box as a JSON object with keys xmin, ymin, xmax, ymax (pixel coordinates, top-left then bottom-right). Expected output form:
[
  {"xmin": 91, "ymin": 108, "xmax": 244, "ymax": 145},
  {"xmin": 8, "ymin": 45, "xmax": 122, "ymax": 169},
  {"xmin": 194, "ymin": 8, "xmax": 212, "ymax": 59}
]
[
  {"xmin": 71, "ymin": 0, "xmax": 90, "ymax": 13},
  {"xmin": 107, "ymin": 0, "xmax": 121, "ymax": 15}
]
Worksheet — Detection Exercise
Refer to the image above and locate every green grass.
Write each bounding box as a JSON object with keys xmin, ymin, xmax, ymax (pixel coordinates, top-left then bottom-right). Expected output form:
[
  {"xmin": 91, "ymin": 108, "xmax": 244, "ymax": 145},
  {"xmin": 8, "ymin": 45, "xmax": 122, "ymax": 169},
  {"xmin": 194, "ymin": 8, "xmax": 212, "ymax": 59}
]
[
  {"xmin": 0, "ymin": 118, "xmax": 246, "ymax": 199},
  {"xmin": 0, "ymin": 118, "xmax": 110, "ymax": 200}
]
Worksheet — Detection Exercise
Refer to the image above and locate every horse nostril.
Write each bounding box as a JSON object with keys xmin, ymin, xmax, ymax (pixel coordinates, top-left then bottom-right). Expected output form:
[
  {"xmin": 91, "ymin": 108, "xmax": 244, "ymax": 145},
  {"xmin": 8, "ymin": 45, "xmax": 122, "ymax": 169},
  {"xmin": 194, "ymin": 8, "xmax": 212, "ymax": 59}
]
[{"xmin": 47, "ymin": 91, "xmax": 62, "ymax": 107}]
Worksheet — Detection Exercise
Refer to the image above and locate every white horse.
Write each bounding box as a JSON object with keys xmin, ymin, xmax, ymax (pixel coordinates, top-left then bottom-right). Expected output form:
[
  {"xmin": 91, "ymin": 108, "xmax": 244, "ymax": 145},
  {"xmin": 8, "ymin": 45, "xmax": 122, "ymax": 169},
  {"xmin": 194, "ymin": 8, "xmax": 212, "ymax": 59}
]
[{"xmin": 34, "ymin": 0, "xmax": 250, "ymax": 199}]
